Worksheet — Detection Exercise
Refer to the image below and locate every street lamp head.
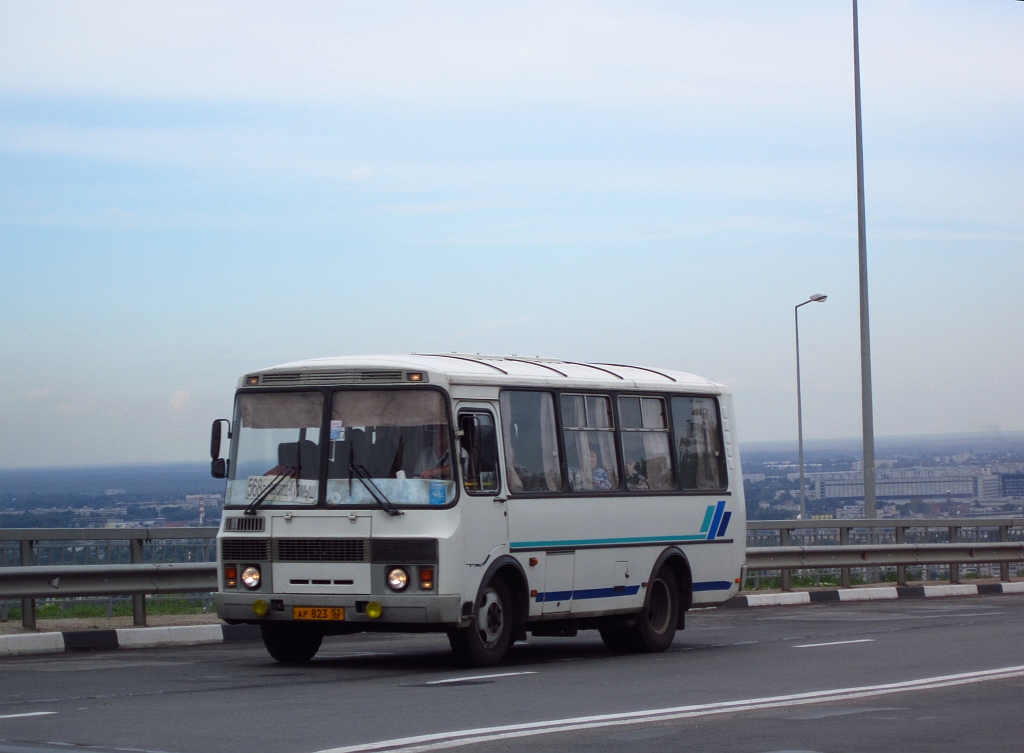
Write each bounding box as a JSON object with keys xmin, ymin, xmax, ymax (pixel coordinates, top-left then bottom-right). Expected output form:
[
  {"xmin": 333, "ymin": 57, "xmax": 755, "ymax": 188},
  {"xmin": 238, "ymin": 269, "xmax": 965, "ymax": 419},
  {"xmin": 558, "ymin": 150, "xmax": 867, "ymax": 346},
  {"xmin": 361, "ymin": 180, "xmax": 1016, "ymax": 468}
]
[{"xmin": 810, "ymin": 293, "xmax": 827, "ymax": 302}]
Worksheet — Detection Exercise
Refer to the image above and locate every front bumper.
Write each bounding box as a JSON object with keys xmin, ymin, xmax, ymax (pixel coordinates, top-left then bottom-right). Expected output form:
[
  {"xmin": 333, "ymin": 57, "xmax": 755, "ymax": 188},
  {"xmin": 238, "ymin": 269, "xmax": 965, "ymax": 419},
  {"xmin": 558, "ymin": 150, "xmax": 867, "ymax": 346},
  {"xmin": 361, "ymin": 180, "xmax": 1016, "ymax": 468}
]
[{"xmin": 216, "ymin": 591, "xmax": 464, "ymax": 625}]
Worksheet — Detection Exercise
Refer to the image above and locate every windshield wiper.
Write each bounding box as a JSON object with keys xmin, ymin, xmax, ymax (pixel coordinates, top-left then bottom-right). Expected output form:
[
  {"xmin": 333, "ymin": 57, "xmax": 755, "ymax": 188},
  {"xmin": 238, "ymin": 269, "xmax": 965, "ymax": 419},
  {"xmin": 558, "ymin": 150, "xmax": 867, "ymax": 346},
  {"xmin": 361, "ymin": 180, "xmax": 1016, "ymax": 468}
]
[
  {"xmin": 348, "ymin": 464, "xmax": 403, "ymax": 516},
  {"xmin": 244, "ymin": 466, "xmax": 298, "ymax": 516}
]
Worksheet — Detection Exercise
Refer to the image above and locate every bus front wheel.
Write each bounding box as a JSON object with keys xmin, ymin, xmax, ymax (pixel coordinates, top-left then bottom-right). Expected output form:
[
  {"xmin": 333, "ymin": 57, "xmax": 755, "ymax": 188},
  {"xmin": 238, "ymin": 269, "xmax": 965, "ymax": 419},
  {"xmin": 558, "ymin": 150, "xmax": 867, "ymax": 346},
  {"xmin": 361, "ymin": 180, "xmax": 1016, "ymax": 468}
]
[
  {"xmin": 600, "ymin": 566, "xmax": 680, "ymax": 654},
  {"xmin": 261, "ymin": 623, "xmax": 323, "ymax": 664},
  {"xmin": 448, "ymin": 578, "xmax": 514, "ymax": 667}
]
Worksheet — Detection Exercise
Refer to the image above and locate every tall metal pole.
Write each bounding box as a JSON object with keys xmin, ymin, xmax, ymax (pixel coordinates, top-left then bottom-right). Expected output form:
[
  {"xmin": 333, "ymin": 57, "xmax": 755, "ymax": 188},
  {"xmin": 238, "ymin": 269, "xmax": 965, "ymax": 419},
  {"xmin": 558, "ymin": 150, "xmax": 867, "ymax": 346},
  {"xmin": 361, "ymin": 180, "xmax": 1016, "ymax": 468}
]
[
  {"xmin": 795, "ymin": 304, "xmax": 806, "ymax": 520},
  {"xmin": 852, "ymin": 0, "xmax": 876, "ymax": 518}
]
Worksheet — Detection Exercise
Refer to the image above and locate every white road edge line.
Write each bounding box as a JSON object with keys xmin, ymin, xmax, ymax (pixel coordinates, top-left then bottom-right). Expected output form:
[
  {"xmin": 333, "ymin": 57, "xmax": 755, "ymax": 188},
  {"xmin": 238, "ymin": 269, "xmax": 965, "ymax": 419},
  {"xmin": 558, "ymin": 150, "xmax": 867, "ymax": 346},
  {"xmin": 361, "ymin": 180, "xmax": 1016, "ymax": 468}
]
[
  {"xmin": 314, "ymin": 664, "xmax": 1024, "ymax": 753},
  {"xmin": 425, "ymin": 671, "xmax": 537, "ymax": 685},
  {"xmin": 791, "ymin": 639, "xmax": 876, "ymax": 648},
  {"xmin": 0, "ymin": 712, "xmax": 57, "ymax": 721}
]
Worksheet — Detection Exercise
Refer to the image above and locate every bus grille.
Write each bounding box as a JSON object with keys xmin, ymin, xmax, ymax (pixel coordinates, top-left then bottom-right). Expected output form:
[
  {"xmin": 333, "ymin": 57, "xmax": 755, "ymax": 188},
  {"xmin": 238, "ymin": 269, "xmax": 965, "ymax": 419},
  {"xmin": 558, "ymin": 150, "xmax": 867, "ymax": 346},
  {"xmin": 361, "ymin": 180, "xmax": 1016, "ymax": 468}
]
[
  {"xmin": 223, "ymin": 517, "xmax": 265, "ymax": 532},
  {"xmin": 222, "ymin": 538, "xmax": 270, "ymax": 561},
  {"xmin": 371, "ymin": 538, "xmax": 438, "ymax": 564},
  {"xmin": 276, "ymin": 538, "xmax": 367, "ymax": 563}
]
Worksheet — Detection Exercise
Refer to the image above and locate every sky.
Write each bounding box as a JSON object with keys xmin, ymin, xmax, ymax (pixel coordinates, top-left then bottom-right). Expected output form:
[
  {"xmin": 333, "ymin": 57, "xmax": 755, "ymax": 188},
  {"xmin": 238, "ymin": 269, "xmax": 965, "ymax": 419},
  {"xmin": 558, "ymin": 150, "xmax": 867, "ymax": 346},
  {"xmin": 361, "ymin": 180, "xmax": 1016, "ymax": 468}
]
[{"xmin": 0, "ymin": 0, "xmax": 1022, "ymax": 468}]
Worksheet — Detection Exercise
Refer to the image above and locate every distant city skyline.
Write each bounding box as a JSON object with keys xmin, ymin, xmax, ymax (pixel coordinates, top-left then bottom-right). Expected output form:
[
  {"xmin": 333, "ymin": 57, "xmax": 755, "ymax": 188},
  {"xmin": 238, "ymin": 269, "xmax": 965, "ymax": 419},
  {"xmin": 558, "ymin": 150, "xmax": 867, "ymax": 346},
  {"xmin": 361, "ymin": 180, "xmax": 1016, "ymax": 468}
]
[{"xmin": 1, "ymin": 1, "xmax": 1022, "ymax": 467}]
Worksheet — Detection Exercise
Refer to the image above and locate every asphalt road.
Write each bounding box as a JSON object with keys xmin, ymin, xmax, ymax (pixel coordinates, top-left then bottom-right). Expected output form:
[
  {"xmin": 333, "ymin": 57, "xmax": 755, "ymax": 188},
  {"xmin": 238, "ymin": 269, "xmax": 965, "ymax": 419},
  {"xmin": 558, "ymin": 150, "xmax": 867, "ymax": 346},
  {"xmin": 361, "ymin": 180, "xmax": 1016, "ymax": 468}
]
[{"xmin": 2, "ymin": 595, "xmax": 1022, "ymax": 753}]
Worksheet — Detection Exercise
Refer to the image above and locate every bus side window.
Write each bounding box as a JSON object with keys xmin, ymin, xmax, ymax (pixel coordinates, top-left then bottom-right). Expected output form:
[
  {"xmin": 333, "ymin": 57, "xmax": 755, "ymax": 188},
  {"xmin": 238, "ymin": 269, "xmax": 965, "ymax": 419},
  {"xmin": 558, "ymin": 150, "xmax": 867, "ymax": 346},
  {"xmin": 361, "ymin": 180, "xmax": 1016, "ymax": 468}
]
[
  {"xmin": 459, "ymin": 412, "xmax": 500, "ymax": 495},
  {"xmin": 561, "ymin": 394, "xmax": 620, "ymax": 492},
  {"xmin": 670, "ymin": 396, "xmax": 728, "ymax": 490},
  {"xmin": 499, "ymin": 391, "xmax": 563, "ymax": 493}
]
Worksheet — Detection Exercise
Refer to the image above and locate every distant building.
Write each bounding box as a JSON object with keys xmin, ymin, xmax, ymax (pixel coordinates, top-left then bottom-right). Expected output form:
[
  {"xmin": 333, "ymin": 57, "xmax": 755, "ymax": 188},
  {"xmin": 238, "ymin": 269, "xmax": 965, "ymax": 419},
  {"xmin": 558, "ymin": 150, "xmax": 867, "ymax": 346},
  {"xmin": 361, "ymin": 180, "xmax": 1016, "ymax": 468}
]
[
  {"xmin": 973, "ymin": 475, "xmax": 1002, "ymax": 500},
  {"xmin": 743, "ymin": 473, "xmax": 767, "ymax": 483},
  {"xmin": 1002, "ymin": 474, "xmax": 1024, "ymax": 499},
  {"xmin": 804, "ymin": 466, "xmax": 990, "ymax": 501}
]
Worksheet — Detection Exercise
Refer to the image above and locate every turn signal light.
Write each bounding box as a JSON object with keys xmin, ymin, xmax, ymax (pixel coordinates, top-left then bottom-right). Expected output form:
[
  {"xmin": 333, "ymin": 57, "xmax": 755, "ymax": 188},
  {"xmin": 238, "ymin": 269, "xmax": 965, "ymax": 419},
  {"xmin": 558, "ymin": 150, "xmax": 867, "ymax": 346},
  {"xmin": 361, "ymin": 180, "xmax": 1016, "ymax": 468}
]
[
  {"xmin": 419, "ymin": 567, "xmax": 434, "ymax": 590},
  {"xmin": 224, "ymin": 565, "xmax": 238, "ymax": 588}
]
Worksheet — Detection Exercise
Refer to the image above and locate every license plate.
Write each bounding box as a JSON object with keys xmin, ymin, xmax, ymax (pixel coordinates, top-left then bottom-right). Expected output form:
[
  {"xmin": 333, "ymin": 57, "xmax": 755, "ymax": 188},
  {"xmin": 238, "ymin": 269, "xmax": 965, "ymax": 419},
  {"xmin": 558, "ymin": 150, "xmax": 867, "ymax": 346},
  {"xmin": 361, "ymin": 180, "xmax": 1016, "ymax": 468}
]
[{"xmin": 293, "ymin": 606, "xmax": 344, "ymax": 621}]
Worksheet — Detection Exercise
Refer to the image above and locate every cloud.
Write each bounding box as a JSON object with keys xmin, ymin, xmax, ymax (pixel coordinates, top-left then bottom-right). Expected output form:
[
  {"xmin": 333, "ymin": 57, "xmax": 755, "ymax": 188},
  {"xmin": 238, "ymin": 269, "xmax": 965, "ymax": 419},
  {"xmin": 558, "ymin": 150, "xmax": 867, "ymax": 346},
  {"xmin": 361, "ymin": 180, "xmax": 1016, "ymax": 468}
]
[
  {"xmin": 26, "ymin": 387, "xmax": 52, "ymax": 402},
  {"xmin": 169, "ymin": 390, "xmax": 192, "ymax": 413}
]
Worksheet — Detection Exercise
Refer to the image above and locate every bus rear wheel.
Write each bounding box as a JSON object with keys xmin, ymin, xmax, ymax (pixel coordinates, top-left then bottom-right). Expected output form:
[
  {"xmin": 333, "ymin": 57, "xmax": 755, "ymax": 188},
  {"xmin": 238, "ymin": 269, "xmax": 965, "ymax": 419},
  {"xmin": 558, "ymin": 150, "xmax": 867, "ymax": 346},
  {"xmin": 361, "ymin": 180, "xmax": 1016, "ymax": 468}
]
[
  {"xmin": 261, "ymin": 623, "xmax": 323, "ymax": 664},
  {"xmin": 600, "ymin": 566, "xmax": 680, "ymax": 654},
  {"xmin": 448, "ymin": 578, "xmax": 514, "ymax": 667}
]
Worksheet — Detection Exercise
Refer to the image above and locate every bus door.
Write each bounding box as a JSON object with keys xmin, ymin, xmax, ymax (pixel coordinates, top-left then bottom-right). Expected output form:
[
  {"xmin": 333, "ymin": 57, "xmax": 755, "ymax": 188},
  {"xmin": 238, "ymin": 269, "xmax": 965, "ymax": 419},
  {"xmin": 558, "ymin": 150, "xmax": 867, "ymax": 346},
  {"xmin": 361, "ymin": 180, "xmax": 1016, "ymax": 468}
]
[{"xmin": 456, "ymin": 406, "xmax": 508, "ymax": 565}]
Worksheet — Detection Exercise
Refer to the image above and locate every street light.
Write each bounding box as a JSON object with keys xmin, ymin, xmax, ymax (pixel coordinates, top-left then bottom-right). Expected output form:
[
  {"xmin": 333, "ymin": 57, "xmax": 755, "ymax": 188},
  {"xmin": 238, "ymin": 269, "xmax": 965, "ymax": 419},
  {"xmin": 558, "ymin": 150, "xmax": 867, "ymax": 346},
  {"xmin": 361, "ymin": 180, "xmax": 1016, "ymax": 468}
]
[
  {"xmin": 852, "ymin": 0, "xmax": 877, "ymax": 518},
  {"xmin": 796, "ymin": 293, "xmax": 827, "ymax": 520}
]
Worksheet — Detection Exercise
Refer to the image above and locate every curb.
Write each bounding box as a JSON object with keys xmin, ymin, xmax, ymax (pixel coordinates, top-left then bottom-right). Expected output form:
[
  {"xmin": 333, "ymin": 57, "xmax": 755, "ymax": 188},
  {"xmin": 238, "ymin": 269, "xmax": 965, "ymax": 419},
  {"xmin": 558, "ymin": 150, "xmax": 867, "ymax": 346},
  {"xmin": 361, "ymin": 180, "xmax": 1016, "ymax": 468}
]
[
  {"xmin": 722, "ymin": 580, "xmax": 1024, "ymax": 608},
  {"xmin": 0, "ymin": 623, "xmax": 261, "ymax": 658}
]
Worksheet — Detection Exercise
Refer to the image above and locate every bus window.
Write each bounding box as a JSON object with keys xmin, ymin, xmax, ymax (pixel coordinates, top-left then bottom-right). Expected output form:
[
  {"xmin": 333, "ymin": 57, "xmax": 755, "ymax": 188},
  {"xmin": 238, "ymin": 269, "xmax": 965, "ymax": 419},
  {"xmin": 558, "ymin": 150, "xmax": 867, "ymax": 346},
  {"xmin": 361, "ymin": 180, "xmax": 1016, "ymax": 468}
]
[
  {"xmin": 561, "ymin": 394, "xmax": 620, "ymax": 492},
  {"xmin": 618, "ymin": 396, "xmax": 674, "ymax": 491},
  {"xmin": 227, "ymin": 392, "xmax": 323, "ymax": 507},
  {"xmin": 671, "ymin": 396, "xmax": 728, "ymax": 490},
  {"xmin": 325, "ymin": 390, "xmax": 454, "ymax": 506},
  {"xmin": 458, "ymin": 411, "xmax": 500, "ymax": 495},
  {"xmin": 499, "ymin": 391, "xmax": 563, "ymax": 493}
]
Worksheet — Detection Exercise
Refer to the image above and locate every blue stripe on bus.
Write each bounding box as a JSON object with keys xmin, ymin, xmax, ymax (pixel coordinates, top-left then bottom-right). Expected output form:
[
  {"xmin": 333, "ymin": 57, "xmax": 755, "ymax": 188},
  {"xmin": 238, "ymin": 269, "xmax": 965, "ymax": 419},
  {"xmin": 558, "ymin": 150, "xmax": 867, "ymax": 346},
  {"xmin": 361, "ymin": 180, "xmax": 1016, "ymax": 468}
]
[
  {"xmin": 511, "ymin": 535, "xmax": 707, "ymax": 550},
  {"xmin": 534, "ymin": 585, "xmax": 642, "ymax": 603},
  {"xmin": 715, "ymin": 511, "xmax": 732, "ymax": 539},
  {"xmin": 706, "ymin": 500, "xmax": 726, "ymax": 541},
  {"xmin": 693, "ymin": 580, "xmax": 733, "ymax": 591},
  {"xmin": 699, "ymin": 505, "xmax": 715, "ymax": 533}
]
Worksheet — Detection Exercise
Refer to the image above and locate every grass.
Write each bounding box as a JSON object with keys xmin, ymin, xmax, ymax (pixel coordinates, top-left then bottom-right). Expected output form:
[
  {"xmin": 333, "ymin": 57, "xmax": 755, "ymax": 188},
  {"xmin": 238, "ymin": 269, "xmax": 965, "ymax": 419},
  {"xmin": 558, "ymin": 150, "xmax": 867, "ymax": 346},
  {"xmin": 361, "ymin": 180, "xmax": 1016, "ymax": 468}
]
[{"xmin": 1, "ymin": 597, "xmax": 211, "ymax": 621}]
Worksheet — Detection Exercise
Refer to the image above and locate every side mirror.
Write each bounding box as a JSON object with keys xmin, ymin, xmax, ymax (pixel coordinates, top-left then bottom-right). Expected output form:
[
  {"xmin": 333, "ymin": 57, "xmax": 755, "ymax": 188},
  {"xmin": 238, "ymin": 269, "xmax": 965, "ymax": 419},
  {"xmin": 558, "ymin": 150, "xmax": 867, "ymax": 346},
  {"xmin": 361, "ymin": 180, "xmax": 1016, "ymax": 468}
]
[
  {"xmin": 210, "ymin": 419, "xmax": 231, "ymax": 479},
  {"xmin": 211, "ymin": 457, "xmax": 228, "ymax": 479}
]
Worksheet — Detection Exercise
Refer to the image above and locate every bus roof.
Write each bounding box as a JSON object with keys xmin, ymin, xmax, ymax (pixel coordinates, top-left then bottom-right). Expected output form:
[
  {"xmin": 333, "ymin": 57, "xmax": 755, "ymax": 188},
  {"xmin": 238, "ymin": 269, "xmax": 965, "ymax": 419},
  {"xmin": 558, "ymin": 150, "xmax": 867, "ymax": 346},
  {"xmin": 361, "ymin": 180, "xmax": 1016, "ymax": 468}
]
[{"xmin": 243, "ymin": 354, "xmax": 728, "ymax": 394}]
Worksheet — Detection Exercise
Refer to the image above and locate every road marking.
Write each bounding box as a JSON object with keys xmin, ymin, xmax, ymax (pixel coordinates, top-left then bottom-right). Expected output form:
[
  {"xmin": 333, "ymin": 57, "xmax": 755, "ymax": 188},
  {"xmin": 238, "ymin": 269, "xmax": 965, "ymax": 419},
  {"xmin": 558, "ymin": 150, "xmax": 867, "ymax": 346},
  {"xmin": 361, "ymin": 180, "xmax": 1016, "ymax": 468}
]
[
  {"xmin": 424, "ymin": 671, "xmax": 537, "ymax": 685},
  {"xmin": 791, "ymin": 639, "xmax": 875, "ymax": 648},
  {"xmin": 0, "ymin": 712, "xmax": 57, "ymax": 721},
  {"xmin": 314, "ymin": 664, "xmax": 1024, "ymax": 753}
]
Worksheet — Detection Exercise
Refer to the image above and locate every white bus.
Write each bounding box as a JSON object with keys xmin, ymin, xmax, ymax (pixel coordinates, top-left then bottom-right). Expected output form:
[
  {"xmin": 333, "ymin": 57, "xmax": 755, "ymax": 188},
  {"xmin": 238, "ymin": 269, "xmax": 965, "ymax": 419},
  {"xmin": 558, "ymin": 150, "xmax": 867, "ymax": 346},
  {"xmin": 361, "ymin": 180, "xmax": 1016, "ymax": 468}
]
[{"xmin": 211, "ymin": 355, "xmax": 745, "ymax": 666}]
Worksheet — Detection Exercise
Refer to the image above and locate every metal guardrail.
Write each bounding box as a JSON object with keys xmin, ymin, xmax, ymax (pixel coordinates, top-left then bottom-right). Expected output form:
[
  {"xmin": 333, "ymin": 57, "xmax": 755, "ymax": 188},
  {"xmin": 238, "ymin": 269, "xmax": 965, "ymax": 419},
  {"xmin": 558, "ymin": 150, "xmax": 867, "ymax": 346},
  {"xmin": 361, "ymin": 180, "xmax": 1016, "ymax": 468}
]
[
  {"xmin": 2, "ymin": 520, "xmax": 1023, "ymax": 629},
  {"xmin": 1, "ymin": 527, "xmax": 218, "ymax": 629},
  {"xmin": 745, "ymin": 517, "xmax": 1024, "ymax": 591}
]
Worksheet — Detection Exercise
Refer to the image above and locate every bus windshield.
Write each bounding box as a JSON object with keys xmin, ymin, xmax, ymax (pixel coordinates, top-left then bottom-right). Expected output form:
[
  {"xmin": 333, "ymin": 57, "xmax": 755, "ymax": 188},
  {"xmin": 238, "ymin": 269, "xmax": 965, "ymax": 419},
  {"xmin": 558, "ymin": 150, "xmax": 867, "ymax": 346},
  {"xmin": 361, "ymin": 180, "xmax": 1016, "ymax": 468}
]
[
  {"xmin": 325, "ymin": 390, "xmax": 454, "ymax": 507},
  {"xmin": 225, "ymin": 388, "xmax": 455, "ymax": 508},
  {"xmin": 227, "ymin": 392, "xmax": 323, "ymax": 508}
]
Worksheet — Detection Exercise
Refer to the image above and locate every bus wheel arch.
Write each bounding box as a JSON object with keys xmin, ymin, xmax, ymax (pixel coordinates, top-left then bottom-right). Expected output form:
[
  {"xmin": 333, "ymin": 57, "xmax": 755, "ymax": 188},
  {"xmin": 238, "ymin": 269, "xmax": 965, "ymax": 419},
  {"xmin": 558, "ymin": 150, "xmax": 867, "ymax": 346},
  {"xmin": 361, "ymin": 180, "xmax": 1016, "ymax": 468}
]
[
  {"xmin": 652, "ymin": 547, "xmax": 693, "ymax": 616},
  {"xmin": 448, "ymin": 556, "xmax": 528, "ymax": 667}
]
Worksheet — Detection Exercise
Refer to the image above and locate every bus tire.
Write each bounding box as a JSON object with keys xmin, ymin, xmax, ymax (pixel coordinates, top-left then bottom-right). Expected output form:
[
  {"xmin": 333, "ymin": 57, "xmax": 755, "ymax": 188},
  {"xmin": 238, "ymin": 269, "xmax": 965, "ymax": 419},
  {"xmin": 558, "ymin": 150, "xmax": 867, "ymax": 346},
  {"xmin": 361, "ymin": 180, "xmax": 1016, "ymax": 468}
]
[
  {"xmin": 260, "ymin": 623, "xmax": 323, "ymax": 664},
  {"xmin": 600, "ymin": 566, "xmax": 679, "ymax": 654},
  {"xmin": 448, "ymin": 578, "xmax": 513, "ymax": 667},
  {"xmin": 636, "ymin": 566, "xmax": 679, "ymax": 652},
  {"xmin": 598, "ymin": 626, "xmax": 642, "ymax": 653}
]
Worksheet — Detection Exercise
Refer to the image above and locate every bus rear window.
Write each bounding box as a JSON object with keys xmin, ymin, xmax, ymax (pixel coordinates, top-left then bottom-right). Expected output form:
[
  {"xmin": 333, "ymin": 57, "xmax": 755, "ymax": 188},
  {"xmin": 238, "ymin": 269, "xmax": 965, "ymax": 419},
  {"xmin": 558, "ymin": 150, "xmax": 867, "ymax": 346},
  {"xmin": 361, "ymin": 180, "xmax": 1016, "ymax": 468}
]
[
  {"xmin": 671, "ymin": 396, "xmax": 727, "ymax": 490},
  {"xmin": 500, "ymin": 391, "xmax": 563, "ymax": 493}
]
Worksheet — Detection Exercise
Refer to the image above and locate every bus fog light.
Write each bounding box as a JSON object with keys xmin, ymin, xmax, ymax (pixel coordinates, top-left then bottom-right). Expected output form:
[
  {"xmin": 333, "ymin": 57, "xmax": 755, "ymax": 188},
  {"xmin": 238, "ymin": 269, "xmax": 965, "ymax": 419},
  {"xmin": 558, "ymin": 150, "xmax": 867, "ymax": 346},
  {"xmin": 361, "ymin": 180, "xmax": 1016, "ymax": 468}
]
[
  {"xmin": 252, "ymin": 600, "xmax": 269, "ymax": 617},
  {"xmin": 241, "ymin": 565, "xmax": 261, "ymax": 590},
  {"xmin": 366, "ymin": 601, "xmax": 382, "ymax": 619},
  {"xmin": 387, "ymin": 567, "xmax": 409, "ymax": 591}
]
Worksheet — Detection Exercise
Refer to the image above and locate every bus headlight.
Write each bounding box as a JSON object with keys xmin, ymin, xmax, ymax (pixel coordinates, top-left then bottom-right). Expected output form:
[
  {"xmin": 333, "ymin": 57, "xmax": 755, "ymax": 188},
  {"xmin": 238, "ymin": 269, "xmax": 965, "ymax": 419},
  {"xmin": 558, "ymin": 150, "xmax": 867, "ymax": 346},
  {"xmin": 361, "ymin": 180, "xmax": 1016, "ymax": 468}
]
[
  {"xmin": 241, "ymin": 565, "xmax": 261, "ymax": 590},
  {"xmin": 387, "ymin": 567, "xmax": 409, "ymax": 591}
]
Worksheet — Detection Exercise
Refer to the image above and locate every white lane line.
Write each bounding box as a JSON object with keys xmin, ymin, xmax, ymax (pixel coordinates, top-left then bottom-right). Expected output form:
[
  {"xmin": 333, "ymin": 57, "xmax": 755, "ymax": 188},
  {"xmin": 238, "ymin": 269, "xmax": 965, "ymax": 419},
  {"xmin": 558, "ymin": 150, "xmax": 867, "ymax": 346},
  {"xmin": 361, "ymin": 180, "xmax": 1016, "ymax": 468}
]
[
  {"xmin": 314, "ymin": 664, "xmax": 1024, "ymax": 753},
  {"xmin": 791, "ymin": 639, "xmax": 876, "ymax": 648},
  {"xmin": 0, "ymin": 712, "xmax": 57, "ymax": 721},
  {"xmin": 424, "ymin": 671, "xmax": 537, "ymax": 685}
]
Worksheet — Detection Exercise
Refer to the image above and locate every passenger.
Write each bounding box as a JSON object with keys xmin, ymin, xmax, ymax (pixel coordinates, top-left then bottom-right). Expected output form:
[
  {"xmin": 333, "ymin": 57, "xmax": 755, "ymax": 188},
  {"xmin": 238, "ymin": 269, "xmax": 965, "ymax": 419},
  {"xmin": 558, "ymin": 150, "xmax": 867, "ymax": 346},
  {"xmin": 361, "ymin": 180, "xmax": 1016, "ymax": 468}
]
[
  {"xmin": 415, "ymin": 426, "xmax": 451, "ymax": 480},
  {"xmin": 590, "ymin": 450, "xmax": 612, "ymax": 490}
]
